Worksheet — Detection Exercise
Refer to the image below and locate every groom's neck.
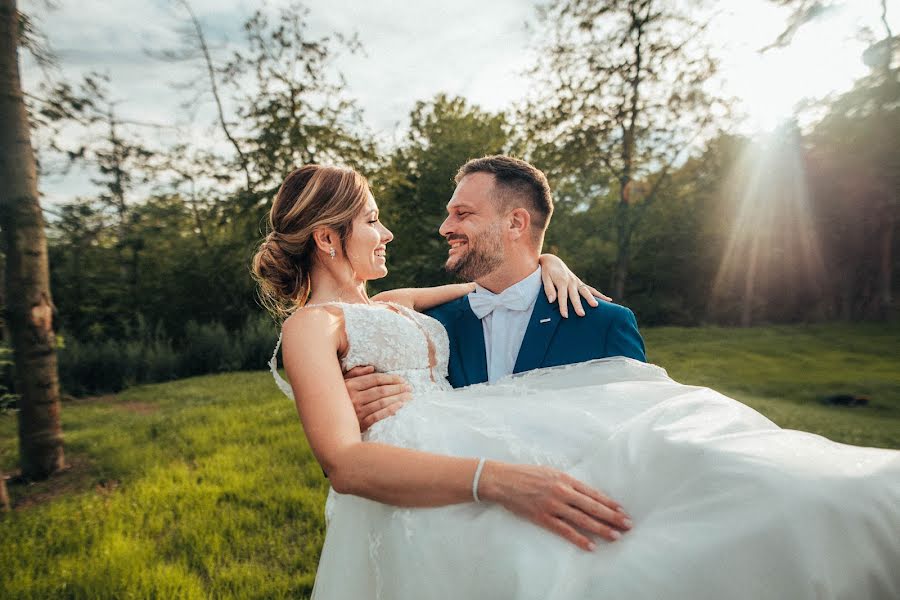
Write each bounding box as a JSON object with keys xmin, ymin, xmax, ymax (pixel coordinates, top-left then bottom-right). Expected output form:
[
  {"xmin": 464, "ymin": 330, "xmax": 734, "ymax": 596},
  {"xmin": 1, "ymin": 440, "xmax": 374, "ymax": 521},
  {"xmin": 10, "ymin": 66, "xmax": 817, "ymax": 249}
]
[{"xmin": 475, "ymin": 252, "xmax": 540, "ymax": 294}]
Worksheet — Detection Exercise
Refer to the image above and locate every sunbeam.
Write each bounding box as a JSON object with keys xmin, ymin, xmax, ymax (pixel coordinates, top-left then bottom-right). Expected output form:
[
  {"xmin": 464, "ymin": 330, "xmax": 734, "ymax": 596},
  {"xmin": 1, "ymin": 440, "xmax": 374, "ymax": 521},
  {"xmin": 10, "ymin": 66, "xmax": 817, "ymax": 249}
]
[{"xmin": 713, "ymin": 123, "xmax": 827, "ymax": 325}]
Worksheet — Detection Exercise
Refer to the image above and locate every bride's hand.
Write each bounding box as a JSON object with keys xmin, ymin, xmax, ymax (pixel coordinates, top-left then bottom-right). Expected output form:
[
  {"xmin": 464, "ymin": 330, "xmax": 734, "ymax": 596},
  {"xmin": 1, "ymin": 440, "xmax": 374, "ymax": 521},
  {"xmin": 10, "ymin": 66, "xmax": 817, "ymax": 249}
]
[
  {"xmin": 478, "ymin": 461, "xmax": 632, "ymax": 551},
  {"xmin": 538, "ymin": 254, "xmax": 611, "ymax": 318}
]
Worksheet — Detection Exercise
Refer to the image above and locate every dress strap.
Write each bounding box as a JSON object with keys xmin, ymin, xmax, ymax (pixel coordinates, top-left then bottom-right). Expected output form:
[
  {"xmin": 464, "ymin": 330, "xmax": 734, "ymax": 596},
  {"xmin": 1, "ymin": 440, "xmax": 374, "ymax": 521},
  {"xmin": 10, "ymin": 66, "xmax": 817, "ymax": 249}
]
[{"xmin": 269, "ymin": 332, "xmax": 295, "ymax": 400}]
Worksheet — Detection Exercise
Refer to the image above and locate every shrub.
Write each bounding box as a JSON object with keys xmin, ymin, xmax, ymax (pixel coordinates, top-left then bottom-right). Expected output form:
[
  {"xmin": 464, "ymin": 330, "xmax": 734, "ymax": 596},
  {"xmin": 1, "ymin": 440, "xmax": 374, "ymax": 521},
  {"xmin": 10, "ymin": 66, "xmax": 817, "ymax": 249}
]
[{"xmin": 57, "ymin": 315, "xmax": 278, "ymax": 397}]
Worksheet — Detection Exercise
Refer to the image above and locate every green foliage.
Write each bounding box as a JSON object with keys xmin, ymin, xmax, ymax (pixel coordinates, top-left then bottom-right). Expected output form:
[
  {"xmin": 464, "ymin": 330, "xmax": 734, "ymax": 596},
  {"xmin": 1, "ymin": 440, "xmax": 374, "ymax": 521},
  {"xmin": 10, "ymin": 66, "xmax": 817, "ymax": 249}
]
[
  {"xmin": 17, "ymin": 0, "xmax": 896, "ymax": 442},
  {"xmin": 48, "ymin": 191, "xmax": 262, "ymax": 341},
  {"xmin": 222, "ymin": 2, "xmax": 377, "ymax": 194},
  {"xmin": 0, "ymin": 344, "xmax": 17, "ymax": 413},
  {"xmin": 57, "ymin": 314, "xmax": 276, "ymax": 397},
  {"xmin": 0, "ymin": 323, "xmax": 896, "ymax": 598},
  {"xmin": 523, "ymin": 0, "xmax": 725, "ymax": 298},
  {"xmin": 372, "ymin": 94, "xmax": 510, "ymax": 291},
  {"xmin": 804, "ymin": 62, "xmax": 899, "ymax": 320}
]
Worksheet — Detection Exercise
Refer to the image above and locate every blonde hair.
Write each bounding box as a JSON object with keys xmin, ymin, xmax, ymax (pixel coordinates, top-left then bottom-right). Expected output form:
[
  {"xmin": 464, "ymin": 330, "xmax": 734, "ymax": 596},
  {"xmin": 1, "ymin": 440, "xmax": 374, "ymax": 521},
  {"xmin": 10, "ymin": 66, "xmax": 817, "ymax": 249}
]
[{"xmin": 251, "ymin": 164, "xmax": 370, "ymax": 319}]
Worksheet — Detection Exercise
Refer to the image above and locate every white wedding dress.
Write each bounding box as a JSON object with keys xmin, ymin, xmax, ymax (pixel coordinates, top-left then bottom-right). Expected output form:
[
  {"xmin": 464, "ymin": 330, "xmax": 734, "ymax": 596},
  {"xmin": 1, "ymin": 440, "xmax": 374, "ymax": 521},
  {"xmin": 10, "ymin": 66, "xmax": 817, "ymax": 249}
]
[{"xmin": 270, "ymin": 302, "xmax": 900, "ymax": 600}]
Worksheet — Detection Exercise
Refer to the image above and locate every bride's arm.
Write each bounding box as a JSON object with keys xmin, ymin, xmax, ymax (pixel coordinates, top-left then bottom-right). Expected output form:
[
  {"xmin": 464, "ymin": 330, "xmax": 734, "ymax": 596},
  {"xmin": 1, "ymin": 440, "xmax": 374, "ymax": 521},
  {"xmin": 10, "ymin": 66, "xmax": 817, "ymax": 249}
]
[
  {"xmin": 537, "ymin": 254, "xmax": 610, "ymax": 317},
  {"xmin": 372, "ymin": 283, "xmax": 476, "ymax": 311},
  {"xmin": 281, "ymin": 307, "xmax": 631, "ymax": 548},
  {"xmin": 283, "ymin": 306, "xmax": 479, "ymax": 505},
  {"xmin": 371, "ymin": 254, "xmax": 610, "ymax": 314}
]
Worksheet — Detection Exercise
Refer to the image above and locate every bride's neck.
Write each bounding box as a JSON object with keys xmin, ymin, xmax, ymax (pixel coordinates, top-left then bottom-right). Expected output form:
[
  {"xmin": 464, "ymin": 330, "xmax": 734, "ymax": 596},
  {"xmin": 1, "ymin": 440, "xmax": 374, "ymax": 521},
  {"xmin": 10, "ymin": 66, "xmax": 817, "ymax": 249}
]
[{"xmin": 306, "ymin": 262, "xmax": 369, "ymax": 306}]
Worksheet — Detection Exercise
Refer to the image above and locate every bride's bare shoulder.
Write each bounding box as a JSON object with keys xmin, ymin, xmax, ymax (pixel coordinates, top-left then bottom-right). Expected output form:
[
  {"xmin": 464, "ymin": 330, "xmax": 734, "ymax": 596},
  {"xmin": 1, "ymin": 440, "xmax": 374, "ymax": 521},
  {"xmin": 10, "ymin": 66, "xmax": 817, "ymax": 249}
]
[{"xmin": 282, "ymin": 304, "xmax": 347, "ymax": 347}]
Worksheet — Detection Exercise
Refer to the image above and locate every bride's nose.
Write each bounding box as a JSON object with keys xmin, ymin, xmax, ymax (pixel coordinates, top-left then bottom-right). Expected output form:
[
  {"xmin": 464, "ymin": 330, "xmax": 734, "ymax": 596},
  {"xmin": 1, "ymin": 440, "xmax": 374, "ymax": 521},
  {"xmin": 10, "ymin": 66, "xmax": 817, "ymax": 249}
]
[{"xmin": 380, "ymin": 224, "xmax": 394, "ymax": 244}]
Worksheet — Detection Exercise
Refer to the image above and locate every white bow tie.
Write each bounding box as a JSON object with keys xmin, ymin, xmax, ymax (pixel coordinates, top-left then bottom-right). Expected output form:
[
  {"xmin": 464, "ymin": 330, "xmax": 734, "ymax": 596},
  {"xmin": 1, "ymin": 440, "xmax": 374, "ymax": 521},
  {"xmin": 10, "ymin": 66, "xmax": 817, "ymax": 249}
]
[{"xmin": 468, "ymin": 289, "xmax": 533, "ymax": 319}]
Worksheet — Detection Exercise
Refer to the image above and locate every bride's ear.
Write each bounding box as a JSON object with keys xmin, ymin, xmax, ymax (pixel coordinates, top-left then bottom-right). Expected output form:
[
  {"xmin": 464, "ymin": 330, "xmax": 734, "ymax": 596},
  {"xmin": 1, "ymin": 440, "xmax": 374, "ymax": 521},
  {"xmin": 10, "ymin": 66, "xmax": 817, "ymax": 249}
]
[{"xmin": 312, "ymin": 227, "xmax": 338, "ymax": 255}]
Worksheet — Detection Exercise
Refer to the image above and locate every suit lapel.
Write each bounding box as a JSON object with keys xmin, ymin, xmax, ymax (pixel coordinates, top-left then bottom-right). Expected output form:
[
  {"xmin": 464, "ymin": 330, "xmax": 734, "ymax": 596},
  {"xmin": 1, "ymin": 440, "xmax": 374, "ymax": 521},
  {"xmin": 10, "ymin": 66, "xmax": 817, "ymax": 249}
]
[
  {"xmin": 456, "ymin": 297, "xmax": 488, "ymax": 385},
  {"xmin": 513, "ymin": 292, "xmax": 562, "ymax": 374}
]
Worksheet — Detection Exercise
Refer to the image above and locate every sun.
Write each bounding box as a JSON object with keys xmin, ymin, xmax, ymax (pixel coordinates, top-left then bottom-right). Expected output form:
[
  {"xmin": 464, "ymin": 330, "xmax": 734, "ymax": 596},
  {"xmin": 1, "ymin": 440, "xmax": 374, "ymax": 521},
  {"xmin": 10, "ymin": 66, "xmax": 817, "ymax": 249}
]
[{"xmin": 716, "ymin": 2, "xmax": 889, "ymax": 133}]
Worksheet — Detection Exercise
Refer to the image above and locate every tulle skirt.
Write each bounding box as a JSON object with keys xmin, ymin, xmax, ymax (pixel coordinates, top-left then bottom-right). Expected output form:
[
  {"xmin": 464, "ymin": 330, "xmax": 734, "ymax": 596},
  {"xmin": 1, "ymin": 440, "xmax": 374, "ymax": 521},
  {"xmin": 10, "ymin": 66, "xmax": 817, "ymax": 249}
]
[{"xmin": 311, "ymin": 358, "xmax": 900, "ymax": 599}]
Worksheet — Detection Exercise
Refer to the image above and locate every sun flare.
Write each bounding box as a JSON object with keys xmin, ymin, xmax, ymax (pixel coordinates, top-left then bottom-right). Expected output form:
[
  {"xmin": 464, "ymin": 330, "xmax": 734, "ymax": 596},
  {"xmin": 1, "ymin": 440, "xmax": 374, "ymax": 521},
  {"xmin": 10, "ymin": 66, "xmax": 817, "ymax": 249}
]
[{"xmin": 713, "ymin": 125, "xmax": 827, "ymax": 324}]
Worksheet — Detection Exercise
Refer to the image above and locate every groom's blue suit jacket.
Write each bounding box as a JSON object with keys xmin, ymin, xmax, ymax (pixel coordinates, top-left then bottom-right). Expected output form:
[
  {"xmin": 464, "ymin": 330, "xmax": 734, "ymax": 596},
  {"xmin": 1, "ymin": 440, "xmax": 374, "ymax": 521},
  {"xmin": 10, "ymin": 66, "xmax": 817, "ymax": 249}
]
[{"xmin": 425, "ymin": 292, "xmax": 646, "ymax": 389}]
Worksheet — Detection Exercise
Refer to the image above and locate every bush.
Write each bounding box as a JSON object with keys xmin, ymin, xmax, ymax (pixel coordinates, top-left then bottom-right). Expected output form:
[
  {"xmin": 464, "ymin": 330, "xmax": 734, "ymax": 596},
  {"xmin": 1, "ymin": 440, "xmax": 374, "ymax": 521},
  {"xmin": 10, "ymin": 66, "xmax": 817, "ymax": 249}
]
[
  {"xmin": 58, "ymin": 337, "xmax": 135, "ymax": 396},
  {"xmin": 57, "ymin": 315, "xmax": 278, "ymax": 397},
  {"xmin": 237, "ymin": 312, "xmax": 280, "ymax": 371},
  {"xmin": 180, "ymin": 321, "xmax": 242, "ymax": 376}
]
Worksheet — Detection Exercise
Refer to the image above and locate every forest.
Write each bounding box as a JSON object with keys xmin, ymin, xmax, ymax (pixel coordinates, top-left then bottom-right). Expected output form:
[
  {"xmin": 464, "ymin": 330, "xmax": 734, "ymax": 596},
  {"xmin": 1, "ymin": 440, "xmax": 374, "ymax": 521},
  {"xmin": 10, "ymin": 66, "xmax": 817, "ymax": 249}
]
[{"xmin": 2, "ymin": 0, "xmax": 896, "ymax": 400}]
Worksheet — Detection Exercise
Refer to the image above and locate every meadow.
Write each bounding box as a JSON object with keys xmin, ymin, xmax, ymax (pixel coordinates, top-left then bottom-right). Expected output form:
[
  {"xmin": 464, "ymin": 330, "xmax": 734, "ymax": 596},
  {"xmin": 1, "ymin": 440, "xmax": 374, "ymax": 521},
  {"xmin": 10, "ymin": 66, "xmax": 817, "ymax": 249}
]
[{"xmin": 1, "ymin": 322, "xmax": 898, "ymax": 599}]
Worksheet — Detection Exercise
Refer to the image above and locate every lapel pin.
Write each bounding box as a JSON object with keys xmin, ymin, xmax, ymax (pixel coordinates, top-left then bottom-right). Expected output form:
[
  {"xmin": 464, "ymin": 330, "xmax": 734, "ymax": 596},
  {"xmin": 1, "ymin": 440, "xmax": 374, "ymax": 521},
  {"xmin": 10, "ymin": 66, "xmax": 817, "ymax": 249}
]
[{"xmin": 540, "ymin": 318, "xmax": 551, "ymax": 324}]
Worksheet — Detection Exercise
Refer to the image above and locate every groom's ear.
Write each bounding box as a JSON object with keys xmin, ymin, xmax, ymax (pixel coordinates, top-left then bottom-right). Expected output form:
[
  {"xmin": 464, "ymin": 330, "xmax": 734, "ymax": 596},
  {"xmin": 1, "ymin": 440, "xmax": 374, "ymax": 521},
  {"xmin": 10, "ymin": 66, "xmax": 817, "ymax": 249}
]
[{"xmin": 507, "ymin": 207, "xmax": 532, "ymax": 241}]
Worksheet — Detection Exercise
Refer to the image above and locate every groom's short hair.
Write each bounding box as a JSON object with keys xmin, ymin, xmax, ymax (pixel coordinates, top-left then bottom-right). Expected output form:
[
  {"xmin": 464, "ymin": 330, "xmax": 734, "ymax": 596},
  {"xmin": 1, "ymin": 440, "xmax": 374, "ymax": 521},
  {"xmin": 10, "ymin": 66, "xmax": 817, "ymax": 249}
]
[{"xmin": 455, "ymin": 155, "xmax": 554, "ymax": 243}]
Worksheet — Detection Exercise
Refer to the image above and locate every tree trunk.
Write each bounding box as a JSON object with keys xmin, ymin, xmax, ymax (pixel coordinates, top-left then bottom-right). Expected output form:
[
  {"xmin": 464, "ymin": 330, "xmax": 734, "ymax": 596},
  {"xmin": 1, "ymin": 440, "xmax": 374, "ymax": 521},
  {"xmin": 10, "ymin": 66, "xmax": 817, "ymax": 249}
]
[
  {"xmin": 0, "ymin": 0, "xmax": 65, "ymax": 480},
  {"xmin": 611, "ymin": 186, "xmax": 632, "ymax": 301},
  {"xmin": 0, "ymin": 473, "xmax": 9, "ymax": 511},
  {"xmin": 878, "ymin": 213, "xmax": 894, "ymax": 320},
  {"xmin": 611, "ymin": 255, "xmax": 628, "ymax": 301}
]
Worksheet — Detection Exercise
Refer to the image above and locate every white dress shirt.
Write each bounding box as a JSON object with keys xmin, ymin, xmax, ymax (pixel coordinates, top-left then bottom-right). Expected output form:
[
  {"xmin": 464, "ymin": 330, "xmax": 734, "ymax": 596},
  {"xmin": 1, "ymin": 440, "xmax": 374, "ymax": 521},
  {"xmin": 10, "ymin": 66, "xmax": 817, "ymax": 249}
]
[{"xmin": 468, "ymin": 267, "xmax": 542, "ymax": 383}]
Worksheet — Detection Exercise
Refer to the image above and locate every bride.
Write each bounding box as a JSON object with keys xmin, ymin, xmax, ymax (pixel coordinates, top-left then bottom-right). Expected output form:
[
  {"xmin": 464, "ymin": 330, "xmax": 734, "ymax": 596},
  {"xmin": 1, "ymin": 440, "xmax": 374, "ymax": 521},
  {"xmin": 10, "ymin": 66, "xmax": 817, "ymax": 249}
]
[{"xmin": 253, "ymin": 163, "xmax": 900, "ymax": 599}]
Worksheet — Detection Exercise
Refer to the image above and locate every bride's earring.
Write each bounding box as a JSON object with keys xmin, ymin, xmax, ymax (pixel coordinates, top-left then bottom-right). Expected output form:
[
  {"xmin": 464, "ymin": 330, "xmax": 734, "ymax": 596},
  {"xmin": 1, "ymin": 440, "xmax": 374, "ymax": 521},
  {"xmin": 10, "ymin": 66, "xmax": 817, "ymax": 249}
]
[{"xmin": 329, "ymin": 247, "xmax": 336, "ymax": 260}]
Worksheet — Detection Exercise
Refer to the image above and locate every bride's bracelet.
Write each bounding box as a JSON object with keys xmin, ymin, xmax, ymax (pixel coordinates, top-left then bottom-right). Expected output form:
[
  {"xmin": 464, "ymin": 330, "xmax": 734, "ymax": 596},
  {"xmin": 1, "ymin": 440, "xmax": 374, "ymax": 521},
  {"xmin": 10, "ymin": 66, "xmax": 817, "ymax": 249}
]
[{"xmin": 472, "ymin": 458, "xmax": 487, "ymax": 503}]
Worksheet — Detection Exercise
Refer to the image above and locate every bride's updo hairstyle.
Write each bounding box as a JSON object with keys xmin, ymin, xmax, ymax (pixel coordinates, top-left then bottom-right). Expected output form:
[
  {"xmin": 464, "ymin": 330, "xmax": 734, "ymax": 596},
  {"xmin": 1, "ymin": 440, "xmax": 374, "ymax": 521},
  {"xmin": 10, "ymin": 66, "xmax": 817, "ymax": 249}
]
[{"xmin": 252, "ymin": 164, "xmax": 370, "ymax": 318}]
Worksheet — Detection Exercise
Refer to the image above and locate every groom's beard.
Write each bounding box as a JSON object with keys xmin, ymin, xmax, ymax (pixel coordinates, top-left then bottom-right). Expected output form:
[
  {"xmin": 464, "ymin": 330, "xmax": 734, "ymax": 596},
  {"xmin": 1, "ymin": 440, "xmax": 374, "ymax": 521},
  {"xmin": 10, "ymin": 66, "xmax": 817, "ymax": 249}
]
[{"xmin": 445, "ymin": 224, "xmax": 505, "ymax": 281}]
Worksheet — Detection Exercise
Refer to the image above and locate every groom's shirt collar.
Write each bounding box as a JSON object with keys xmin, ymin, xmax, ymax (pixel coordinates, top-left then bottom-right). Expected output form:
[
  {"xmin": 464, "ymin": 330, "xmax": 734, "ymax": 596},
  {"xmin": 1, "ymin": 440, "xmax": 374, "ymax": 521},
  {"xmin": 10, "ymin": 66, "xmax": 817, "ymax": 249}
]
[
  {"xmin": 471, "ymin": 267, "xmax": 542, "ymax": 383},
  {"xmin": 473, "ymin": 266, "xmax": 542, "ymax": 309}
]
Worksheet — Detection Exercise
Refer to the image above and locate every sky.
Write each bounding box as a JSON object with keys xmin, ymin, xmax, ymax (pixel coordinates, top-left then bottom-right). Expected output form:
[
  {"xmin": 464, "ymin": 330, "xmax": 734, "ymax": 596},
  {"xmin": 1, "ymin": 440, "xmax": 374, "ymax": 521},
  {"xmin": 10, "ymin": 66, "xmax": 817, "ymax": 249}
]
[{"xmin": 19, "ymin": 0, "xmax": 899, "ymax": 204}]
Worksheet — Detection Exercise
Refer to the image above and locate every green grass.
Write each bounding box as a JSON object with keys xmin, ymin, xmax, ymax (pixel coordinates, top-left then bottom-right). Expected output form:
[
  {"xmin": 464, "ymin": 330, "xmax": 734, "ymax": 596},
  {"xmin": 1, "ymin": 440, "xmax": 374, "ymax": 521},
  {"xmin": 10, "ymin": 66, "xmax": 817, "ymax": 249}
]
[
  {"xmin": 1, "ymin": 373, "xmax": 326, "ymax": 599},
  {"xmin": 1, "ymin": 323, "xmax": 898, "ymax": 598}
]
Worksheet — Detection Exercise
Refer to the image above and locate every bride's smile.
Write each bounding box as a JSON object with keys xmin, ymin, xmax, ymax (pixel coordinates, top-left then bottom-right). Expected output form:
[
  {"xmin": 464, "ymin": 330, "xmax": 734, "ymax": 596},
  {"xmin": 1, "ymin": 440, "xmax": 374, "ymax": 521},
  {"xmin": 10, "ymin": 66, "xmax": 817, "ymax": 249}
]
[{"xmin": 344, "ymin": 193, "xmax": 393, "ymax": 281}]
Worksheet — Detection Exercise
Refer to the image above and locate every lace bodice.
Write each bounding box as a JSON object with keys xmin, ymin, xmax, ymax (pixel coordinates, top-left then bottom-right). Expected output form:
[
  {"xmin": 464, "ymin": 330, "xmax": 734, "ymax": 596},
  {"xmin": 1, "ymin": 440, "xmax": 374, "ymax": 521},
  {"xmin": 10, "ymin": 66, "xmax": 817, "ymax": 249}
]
[{"xmin": 269, "ymin": 301, "xmax": 453, "ymax": 400}]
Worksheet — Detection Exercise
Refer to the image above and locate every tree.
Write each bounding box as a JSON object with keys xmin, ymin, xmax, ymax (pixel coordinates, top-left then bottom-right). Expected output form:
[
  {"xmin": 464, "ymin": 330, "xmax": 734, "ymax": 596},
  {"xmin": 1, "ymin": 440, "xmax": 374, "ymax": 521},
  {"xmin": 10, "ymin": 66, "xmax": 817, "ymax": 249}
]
[
  {"xmin": 770, "ymin": 0, "xmax": 898, "ymax": 319},
  {"xmin": 372, "ymin": 95, "xmax": 509, "ymax": 290},
  {"xmin": 0, "ymin": 0, "xmax": 64, "ymax": 479},
  {"xmin": 221, "ymin": 2, "xmax": 375, "ymax": 203},
  {"xmin": 806, "ymin": 56, "xmax": 899, "ymax": 320},
  {"xmin": 525, "ymin": 0, "xmax": 723, "ymax": 299},
  {"xmin": 36, "ymin": 72, "xmax": 164, "ymax": 314},
  {"xmin": 762, "ymin": 0, "xmax": 842, "ymax": 51},
  {"xmin": 150, "ymin": 0, "xmax": 252, "ymax": 194},
  {"xmin": 0, "ymin": 473, "xmax": 8, "ymax": 511}
]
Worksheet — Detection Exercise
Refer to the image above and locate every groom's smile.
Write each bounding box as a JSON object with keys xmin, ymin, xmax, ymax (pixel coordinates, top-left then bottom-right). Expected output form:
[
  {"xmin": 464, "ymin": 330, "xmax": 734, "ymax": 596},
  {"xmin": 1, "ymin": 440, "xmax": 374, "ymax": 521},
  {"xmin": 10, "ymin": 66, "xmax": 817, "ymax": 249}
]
[
  {"xmin": 447, "ymin": 236, "xmax": 468, "ymax": 255},
  {"xmin": 440, "ymin": 173, "xmax": 508, "ymax": 282}
]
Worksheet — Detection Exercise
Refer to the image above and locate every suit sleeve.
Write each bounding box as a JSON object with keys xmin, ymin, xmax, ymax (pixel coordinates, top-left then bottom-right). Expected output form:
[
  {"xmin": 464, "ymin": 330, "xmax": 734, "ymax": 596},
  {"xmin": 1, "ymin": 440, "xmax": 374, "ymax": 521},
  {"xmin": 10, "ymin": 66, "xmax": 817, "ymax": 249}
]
[{"xmin": 603, "ymin": 306, "xmax": 647, "ymax": 362}]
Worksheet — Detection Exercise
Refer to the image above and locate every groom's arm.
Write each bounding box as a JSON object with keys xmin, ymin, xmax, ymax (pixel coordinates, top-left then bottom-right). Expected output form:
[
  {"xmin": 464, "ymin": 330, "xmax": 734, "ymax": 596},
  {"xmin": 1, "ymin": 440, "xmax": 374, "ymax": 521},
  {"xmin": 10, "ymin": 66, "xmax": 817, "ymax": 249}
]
[
  {"xmin": 345, "ymin": 302, "xmax": 457, "ymax": 430},
  {"xmin": 603, "ymin": 305, "xmax": 647, "ymax": 362}
]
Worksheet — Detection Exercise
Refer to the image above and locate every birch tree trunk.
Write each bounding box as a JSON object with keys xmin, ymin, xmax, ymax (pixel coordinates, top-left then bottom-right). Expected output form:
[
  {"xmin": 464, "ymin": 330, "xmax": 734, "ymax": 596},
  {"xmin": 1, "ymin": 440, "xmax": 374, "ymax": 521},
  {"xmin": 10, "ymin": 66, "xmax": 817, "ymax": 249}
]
[{"xmin": 0, "ymin": 0, "xmax": 65, "ymax": 480}]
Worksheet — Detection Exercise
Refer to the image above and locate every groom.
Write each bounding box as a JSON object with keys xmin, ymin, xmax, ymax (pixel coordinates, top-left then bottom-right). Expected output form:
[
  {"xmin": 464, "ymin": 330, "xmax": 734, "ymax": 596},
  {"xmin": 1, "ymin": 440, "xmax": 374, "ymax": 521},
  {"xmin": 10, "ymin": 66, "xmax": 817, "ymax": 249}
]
[{"xmin": 346, "ymin": 155, "xmax": 646, "ymax": 428}]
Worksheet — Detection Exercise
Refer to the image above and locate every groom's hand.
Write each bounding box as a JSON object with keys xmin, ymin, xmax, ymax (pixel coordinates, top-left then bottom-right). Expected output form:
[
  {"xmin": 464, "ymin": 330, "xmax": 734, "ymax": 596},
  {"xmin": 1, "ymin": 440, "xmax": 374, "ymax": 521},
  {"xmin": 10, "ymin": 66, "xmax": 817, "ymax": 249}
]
[{"xmin": 343, "ymin": 366, "xmax": 413, "ymax": 432}]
